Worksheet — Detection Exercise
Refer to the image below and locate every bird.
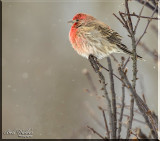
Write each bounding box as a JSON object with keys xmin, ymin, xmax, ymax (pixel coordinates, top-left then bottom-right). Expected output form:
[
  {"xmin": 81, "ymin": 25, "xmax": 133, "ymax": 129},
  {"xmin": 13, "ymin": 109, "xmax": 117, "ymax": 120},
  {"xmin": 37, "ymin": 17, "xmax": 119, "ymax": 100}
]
[{"xmin": 68, "ymin": 13, "xmax": 142, "ymax": 60}]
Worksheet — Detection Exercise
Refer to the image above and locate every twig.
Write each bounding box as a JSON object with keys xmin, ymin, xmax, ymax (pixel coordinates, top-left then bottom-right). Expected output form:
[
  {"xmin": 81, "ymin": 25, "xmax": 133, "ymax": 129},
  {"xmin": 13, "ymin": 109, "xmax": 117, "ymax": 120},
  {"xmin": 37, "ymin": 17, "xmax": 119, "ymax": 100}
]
[
  {"xmin": 124, "ymin": 0, "xmax": 136, "ymax": 139},
  {"xmin": 134, "ymin": 0, "xmax": 147, "ymax": 34},
  {"xmin": 125, "ymin": 0, "xmax": 133, "ymax": 34},
  {"xmin": 85, "ymin": 102, "xmax": 106, "ymax": 130},
  {"xmin": 135, "ymin": 0, "xmax": 158, "ymax": 13},
  {"xmin": 120, "ymin": 12, "xmax": 159, "ymax": 20},
  {"xmin": 122, "ymin": 56, "xmax": 130, "ymax": 70},
  {"xmin": 113, "ymin": 13, "xmax": 131, "ymax": 35},
  {"xmin": 104, "ymin": 109, "xmax": 146, "ymax": 125},
  {"xmin": 117, "ymin": 103, "xmax": 141, "ymax": 115},
  {"xmin": 87, "ymin": 126, "xmax": 106, "ymax": 140},
  {"xmin": 96, "ymin": 60, "xmax": 124, "ymax": 84},
  {"xmin": 136, "ymin": 5, "xmax": 158, "ymax": 46},
  {"xmin": 88, "ymin": 54, "xmax": 114, "ymax": 139},
  {"xmin": 135, "ymin": 128, "xmax": 148, "ymax": 139},
  {"xmin": 130, "ymin": 130, "xmax": 139, "ymax": 140},
  {"xmin": 118, "ymin": 58, "xmax": 125, "ymax": 138},
  {"xmin": 99, "ymin": 107, "xmax": 110, "ymax": 138},
  {"xmin": 107, "ymin": 57, "xmax": 117, "ymax": 138},
  {"xmin": 82, "ymin": 68, "xmax": 98, "ymax": 95},
  {"xmin": 126, "ymin": 96, "xmax": 134, "ymax": 138},
  {"xmin": 118, "ymin": 66, "xmax": 158, "ymax": 138},
  {"xmin": 110, "ymin": 54, "xmax": 119, "ymax": 64}
]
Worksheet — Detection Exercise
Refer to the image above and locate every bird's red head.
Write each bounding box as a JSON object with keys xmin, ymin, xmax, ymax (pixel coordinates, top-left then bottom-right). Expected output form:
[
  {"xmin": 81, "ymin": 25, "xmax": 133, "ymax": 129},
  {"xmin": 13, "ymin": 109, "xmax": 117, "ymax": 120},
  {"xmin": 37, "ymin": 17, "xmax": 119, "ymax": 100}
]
[
  {"xmin": 73, "ymin": 13, "xmax": 88, "ymax": 21},
  {"xmin": 68, "ymin": 13, "xmax": 95, "ymax": 27}
]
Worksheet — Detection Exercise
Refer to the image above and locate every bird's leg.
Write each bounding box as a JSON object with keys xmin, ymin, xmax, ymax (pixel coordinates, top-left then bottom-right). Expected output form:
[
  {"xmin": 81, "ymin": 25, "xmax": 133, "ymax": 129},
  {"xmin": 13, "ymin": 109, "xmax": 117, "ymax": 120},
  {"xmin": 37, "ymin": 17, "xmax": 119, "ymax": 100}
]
[{"xmin": 89, "ymin": 54, "xmax": 99, "ymax": 73}]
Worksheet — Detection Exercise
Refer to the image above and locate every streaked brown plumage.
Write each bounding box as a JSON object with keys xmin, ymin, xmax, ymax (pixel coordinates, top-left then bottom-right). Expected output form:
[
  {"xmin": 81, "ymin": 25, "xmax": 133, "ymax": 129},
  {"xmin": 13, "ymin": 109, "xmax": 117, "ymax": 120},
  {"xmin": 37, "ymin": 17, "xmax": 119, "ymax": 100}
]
[{"xmin": 69, "ymin": 13, "xmax": 142, "ymax": 59}]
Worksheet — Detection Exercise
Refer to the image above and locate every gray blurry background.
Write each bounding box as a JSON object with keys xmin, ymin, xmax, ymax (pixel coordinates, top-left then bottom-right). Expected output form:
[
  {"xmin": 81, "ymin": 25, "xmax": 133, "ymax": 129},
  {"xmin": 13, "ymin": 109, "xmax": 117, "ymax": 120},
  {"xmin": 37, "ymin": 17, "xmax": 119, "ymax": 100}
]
[{"xmin": 2, "ymin": 0, "xmax": 158, "ymax": 139}]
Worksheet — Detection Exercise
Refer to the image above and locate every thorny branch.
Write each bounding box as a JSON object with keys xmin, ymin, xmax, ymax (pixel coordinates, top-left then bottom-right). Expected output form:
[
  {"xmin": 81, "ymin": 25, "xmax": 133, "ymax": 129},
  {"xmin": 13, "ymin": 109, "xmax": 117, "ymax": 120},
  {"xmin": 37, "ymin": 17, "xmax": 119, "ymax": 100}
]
[
  {"xmin": 118, "ymin": 66, "xmax": 158, "ymax": 138},
  {"xmin": 118, "ymin": 57, "xmax": 125, "ymax": 139},
  {"xmin": 107, "ymin": 57, "xmax": 117, "ymax": 138},
  {"xmin": 112, "ymin": 0, "xmax": 158, "ymax": 139},
  {"xmin": 88, "ymin": 55, "xmax": 114, "ymax": 139},
  {"xmin": 124, "ymin": 0, "xmax": 136, "ymax": 138},
  {"xmin": 85, "ymin": 0, "xmax": 158, "ymax": 139}
]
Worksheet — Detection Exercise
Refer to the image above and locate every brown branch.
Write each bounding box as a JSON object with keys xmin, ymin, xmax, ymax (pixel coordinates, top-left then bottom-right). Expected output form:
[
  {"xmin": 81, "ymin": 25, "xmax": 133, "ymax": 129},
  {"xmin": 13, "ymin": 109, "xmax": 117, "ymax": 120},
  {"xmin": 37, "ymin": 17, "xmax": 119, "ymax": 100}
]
[
  {"xmin": 113, "ymin": 13, "xmax": 131, "ymax": 35},
  {"xmin": 102, "ymin": 110, "xmax": 110, "ymax": 139},
  {"xmin": 107, "ymin": 57, "xmax": 117, "ymax": 138},
  {"xmin": 117, "ymin": 103, "xmax": 141, "ymax": 115},
  {"xmin": 88, "ymin": 54, "xmax": 114, "ymax": 139},
  {"xmin": 122, "ymin": 56, "xmax": 130, "ymax": 70},
  {"xmin": 135, "ymin": 0, "xmax": 158, "ymax": 13},
  {"xmin": 124, "ymin": 1, "xmax": 136, "ymax": 139},
  {"xmin": 118, "ymin": 66, "xmax": 158, "ymax": 138},
  {"xmin": 110, "ymin": 54, "xmax": 119, "ymax": 64},
  {"xmin": 99, "ymin": 107, "xmax": 110, "ymax": 139},
  {"xmin": 134, "ymin": 0, "xmax": 148, "ymax": 33},
  {"xmin": 104, "ymin": 109, "xmax": 146, "ymax": 125},
  {"xmin": 97, "ymin": 62, "xmax": 124, "ymax": 84},
  {"xmin": 120, "ymin": 12, "xmax": 159, "ymax": 20},
  {"xmin": 87, "ymin": 126, "xmax": 106, "ymax": 140},
  {"xmin": 136, "ymin": 5, "xmax": 158, "ymax": 46},
  {"xmin": 125, "ymin": 0, "xmax": 134, "ymax": 34},
  {"xmin": 118, "ymin": 57, "xmax": 125, "ymax": 139},
  {"xmin": 126, "ymin": 96, "xmax": 134, "ymax": 139}
]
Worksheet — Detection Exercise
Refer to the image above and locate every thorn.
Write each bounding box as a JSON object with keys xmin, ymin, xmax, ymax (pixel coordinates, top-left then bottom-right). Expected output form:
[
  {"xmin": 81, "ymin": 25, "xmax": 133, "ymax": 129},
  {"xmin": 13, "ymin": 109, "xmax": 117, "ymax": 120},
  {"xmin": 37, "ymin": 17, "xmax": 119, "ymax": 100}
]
[
  {"xmin": 101, "ymin": 87, "xmax": 104, "ymax": 90},
  {"xmin": 146, "ymin": 110, "xmax": 151, "ymax": 115},
  {"xmin": 98, "ymin": 106, "xmax": 103, "ymax": 110},
  {"xmin": 124, "ymin": 68, "xmax": 128, "ymax": 74}
]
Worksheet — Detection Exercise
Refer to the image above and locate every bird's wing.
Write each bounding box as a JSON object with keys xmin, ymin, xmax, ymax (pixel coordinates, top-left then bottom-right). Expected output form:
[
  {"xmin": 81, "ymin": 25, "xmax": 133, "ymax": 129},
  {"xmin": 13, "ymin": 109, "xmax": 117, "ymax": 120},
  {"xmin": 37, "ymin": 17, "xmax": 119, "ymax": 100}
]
[{"xmin": 84, "ymin": 20, "xmax": 127, "ymax": 48}]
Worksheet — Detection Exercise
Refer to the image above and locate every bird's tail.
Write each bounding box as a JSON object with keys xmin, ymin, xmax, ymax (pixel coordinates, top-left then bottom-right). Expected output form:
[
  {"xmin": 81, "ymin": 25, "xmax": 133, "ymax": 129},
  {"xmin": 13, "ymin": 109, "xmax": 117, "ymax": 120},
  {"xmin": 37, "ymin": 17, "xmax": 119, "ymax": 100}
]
[{"xmin": 117, "ymin": 43, "xmax": 143, "ymax": 60}]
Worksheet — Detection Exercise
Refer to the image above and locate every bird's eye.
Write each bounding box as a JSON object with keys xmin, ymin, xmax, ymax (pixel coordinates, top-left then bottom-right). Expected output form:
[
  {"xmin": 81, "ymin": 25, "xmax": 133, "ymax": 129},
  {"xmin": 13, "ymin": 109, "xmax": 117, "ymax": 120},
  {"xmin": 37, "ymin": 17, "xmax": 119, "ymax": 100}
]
[{"xmin": 76, "ymin": 19, "xmax": 79, "ymax": 22}]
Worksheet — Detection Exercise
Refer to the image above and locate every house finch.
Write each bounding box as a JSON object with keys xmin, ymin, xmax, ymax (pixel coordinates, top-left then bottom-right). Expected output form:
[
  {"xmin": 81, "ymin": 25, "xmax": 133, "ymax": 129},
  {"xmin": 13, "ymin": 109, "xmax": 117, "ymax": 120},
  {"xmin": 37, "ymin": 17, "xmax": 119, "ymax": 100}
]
[{"xmin": 69, "ymin": 13, "xmax": 142, "ymax": 59}]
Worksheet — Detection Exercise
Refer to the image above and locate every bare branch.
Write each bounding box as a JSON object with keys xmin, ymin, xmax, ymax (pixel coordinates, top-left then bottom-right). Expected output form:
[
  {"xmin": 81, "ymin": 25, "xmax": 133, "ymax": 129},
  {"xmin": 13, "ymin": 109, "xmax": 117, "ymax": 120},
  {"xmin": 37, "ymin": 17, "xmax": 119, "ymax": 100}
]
[
  {"xmin": 134, "ymin": 0, "xmax": 148, "ymax": 33},
  {"xmin": 122, "ymin": 57, "xmax": 130, "ymax": 70},
  {"xmin": 125, "ymin": 0, "xmax": 134, "ymax": 33},
  {"xmin": 113, "ymin": 13, "xmax": 131, "ymax": 35},
  {"xmin": 135, "ymin": 0, "xmax": 158, "ymax": 13},
  {"xmin": 107, "ymin": 57, "xmax": 117, "ymax": 138},
  {"xmin": 120, "ymin": 12, "xmax": 159, "ymax": 20},
  {"xmin": 118, "ymin": 66, "xmax": 158, "ymax": 138},
  {"xmin": 136, "ymin": 5, "xmax": 157, "ymax": 46},
  {"xmin": 118, "ymin": 58, "xmax": 125, "ymax": 138},
  {"xmin": 87, "ymin": 126, "xmax": 106, "ymax": 140},
  {"xmin": 99, "ymin": 107, "xmax": 110, "ymax": 138},
  {"xmin": 88, "ymin": 55, "xmax": 114, "ymax": 139}
]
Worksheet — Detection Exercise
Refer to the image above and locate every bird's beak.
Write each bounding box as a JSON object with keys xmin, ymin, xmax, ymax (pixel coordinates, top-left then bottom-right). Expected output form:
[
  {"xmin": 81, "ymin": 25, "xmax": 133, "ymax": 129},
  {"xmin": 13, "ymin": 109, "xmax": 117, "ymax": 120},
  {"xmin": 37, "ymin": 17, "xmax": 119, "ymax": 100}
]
[{"xmin": 68, "ymin": 20, "xmax": 76, "ymax": 24}]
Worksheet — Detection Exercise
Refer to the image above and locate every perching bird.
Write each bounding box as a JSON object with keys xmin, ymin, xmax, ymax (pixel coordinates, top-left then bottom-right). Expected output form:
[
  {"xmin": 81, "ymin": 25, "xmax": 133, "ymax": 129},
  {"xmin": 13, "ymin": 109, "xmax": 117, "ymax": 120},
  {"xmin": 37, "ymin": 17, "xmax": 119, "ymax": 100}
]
[{"xmin": 68, "ymin": 13, "xmax": 142, "ymax": 59}]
